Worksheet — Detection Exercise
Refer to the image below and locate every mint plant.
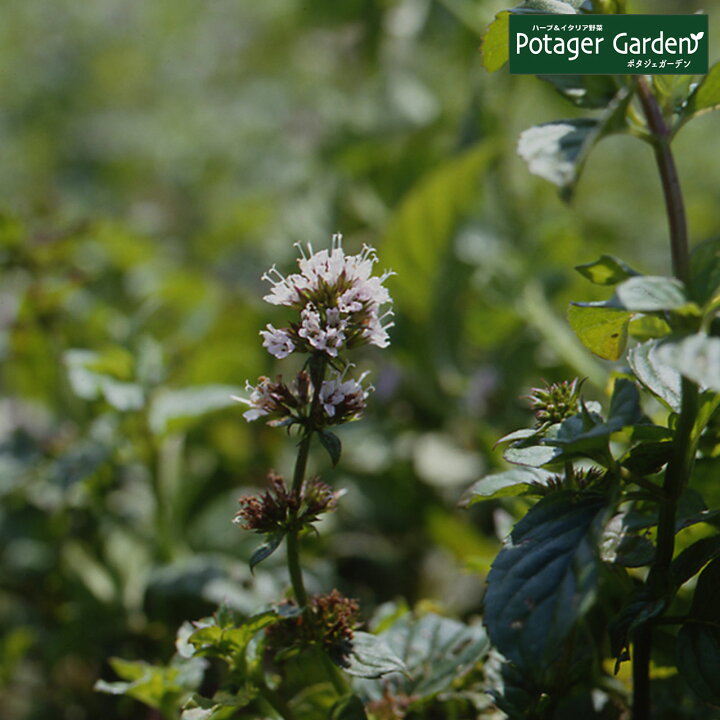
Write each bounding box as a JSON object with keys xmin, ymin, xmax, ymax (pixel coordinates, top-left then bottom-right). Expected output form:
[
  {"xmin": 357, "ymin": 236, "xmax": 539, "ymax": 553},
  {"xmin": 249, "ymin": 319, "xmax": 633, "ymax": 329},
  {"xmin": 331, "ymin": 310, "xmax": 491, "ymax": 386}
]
[
  {"xmin": 96, "ymin": 237, "xmax": 493, "ymax": 719},
  {"xmin": 464, "ymin": 1, "xmax": 720, "ymax": 717}
]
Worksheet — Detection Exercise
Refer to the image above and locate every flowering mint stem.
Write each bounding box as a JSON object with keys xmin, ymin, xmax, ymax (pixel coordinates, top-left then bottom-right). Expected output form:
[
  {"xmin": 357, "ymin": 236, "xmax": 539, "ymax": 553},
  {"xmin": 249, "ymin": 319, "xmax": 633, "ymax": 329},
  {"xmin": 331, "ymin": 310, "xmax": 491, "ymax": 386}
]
[
  {"xmin": 286, "ymin": 355, "xmax": 329, "ymax": 608},
  {"xmin": 634, "ymin": 76, "xmax": 698, "ymax": 720}
]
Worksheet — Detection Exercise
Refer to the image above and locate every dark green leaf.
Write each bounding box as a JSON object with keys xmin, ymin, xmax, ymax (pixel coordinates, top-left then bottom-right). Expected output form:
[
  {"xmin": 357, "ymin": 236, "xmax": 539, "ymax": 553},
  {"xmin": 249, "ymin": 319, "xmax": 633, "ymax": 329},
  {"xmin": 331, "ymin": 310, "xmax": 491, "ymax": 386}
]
[
  {"xmin": 676, "ymin": 624, "xmax": 720, "ymax": 706},
  {"xmin": 318, "ymin": 430, "xmax": 342, "ymax": 467},
  {"xmin": 621, "ymin": 441, "xmax": 672, "ymax": 476},
  {"xmin": 607, "ymin": 379, "xmax": 643, "ymax": 430},
  {"xmin": 575, "ymin": 255, "xmax": 640, "ymax": 285},
  {"xmin": 249, "ymin": 532, "xmax": 285, "ymax": 573},
  {"xmin": 688, "ymin": 557, "xmax": 720, "ymax": 621},
  {"xmin": 344, "ymin": 631, "xmax": 406, "ymax": 679},
  {"xmin": 657, "ymin": 335, "xmax": 720, "ymax": 392},
  {"xmin": 547, "ymin": 380, "xmax": 638, "ymax": 454},
  {"xmin": 671, "ymin": 535, "xmax": 720, "ymax": 588},
  {"xmin": 330, "ymin": 694, "xmax": 368, "ymax": 720},
  {"xmin": 484, "ymin": 492, "xmax": 606, "ymax": 669},
  {"xmin": 461, "ymin": 467, "xmax": 555, "ymax": 504},
  {"xmin": 567, "ymin": 304, "xmax": 630, "ymax": 361},
  {"xmin": 601, "ymin": 511, "xmax": 655, "ymax": 567},
  {"xmin": 689, "ymin": 236, "xmax": 720, "ymax": 305},
  {"xmin": 628, "ymin": 340, "xmax": 682, "ymax": 412},
  {"xmin": 609, "ymin": 594, "xmax": 667, "ymax": 667}
]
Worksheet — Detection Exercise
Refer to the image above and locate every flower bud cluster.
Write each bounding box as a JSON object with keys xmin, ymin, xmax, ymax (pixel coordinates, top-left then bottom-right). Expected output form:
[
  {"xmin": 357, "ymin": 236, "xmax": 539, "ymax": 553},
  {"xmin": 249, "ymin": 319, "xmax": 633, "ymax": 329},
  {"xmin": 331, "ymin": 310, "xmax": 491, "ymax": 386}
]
[
  {"xmin": 266, "ymin": 589, "xmax": 360, "ymax": 666},
  {"xmin": 260, "ymin": 234, "xmax": 394, "ymax": 360},
  {"xmin": 234, "ymin": 473, "xmax": 340, "ymax": 534},
  {"xmin": 528, "ymin": 378, "xmax": 583, "ymax": 428},
  {"xmin": 532, "ymin": 467, "xmax": 605, "ymax": 495},
  {"xmin": 233, "ymin": 372, "xmax": 311, "ymax": 423}
]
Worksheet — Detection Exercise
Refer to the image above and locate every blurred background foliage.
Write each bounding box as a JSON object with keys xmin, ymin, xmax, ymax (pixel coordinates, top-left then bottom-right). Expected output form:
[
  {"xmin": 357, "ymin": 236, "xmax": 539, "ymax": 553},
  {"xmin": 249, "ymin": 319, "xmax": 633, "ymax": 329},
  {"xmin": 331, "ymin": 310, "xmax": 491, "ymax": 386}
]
[{"xmin": 0, "ymin": 0, "xmax": 719, "ymax": 718}]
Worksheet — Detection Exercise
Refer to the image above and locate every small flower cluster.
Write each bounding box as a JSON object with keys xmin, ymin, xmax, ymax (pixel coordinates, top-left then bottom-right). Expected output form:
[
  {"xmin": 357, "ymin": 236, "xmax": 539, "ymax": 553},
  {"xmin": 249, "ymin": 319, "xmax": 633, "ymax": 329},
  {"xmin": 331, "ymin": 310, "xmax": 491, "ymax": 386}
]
[
  {"xmin": 237, "ymin": 367, "xmax": 372, "ymax": 427},
  {"xmin": 265, "ymin": 590, "xmax": 360, "ymax": 666},
  {"xmin": 234, "ymin": 473, "xmax": 340, "ymax": 534},
  {"xmin": 527, "ymin": 378, "xmax": 583, "ymax": 429},
  {"xmin": 233, "ymin": 372, "xmax": 311, "ymax": 423},
  {"xmin": 260, "ymin": 234, "xmax": 394, "ymax": 360}
]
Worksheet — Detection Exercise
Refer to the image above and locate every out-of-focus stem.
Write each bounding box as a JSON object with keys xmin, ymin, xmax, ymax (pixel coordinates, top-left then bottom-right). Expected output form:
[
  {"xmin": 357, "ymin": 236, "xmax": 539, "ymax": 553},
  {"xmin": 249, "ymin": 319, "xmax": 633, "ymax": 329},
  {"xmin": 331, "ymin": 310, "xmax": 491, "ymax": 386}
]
[
  {"xmin": 633, "ymin": 75, "xmax": 697, "ymax": 720},
  {"xmin": 637, "ymin": 77, "xmax": 690, "ymax": 284}
]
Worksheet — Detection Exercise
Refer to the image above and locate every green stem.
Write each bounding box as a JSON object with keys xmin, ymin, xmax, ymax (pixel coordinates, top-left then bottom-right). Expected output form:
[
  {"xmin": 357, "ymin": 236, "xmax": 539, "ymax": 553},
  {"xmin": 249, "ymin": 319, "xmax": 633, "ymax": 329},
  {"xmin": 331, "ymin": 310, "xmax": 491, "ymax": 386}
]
[
  {"xmin": 321, "ymin": 651, "xmax": 348, "ymax": 696},
  {"xmin": 258, "ymin": 683, "xmax": 297, "ymax": 720},
  {"xmin": 285, "ymin": 432, "xmax": 312, "ymax": 607},
  {"xmin": 285, "ymin": 355, "xmax": 328, "ymax": 608},
  {"xmin": 633, "ymin": 76, "xmax": 698, "ymax": 720},
  {"xmin": 631, "ymin": 624, "xmax": 652, "ymax": 720},
  {"xmin": 637, "ymin": 77, "xmax": 690, "ymax": 284}
]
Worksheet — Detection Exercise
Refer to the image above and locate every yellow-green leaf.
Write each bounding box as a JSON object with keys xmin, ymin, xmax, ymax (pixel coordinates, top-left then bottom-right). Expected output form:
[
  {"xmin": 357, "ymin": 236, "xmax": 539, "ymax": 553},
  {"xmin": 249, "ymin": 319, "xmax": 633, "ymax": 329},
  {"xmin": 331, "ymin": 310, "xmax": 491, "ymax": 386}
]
[
  {"xmin": 567, "ymin": 304, "xmax": 630, "ymax": 361},
  {"xmin": 481, "ymin": 12, "xmax": 509, "ymax": 72}
]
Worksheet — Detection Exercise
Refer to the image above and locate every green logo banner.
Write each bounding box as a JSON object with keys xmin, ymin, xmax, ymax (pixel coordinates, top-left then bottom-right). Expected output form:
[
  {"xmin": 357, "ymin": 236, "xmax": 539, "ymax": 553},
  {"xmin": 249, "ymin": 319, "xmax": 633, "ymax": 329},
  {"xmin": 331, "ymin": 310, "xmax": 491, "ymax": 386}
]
[{"xmin": 509, "ymin": 14, "xmax": 708, "ymax": 75}]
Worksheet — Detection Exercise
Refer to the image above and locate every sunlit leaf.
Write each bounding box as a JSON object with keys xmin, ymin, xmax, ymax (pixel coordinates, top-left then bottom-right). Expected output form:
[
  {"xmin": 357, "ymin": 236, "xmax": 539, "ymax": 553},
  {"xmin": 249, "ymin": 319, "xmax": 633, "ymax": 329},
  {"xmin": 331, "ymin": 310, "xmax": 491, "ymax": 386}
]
[
  {"xmin": 503, "ymin": 442, "xmax": 561, "ymax": 467},
  {"xmin": 344, "ymin": 631, "xmax": 407, "ymax": 679},
  {"xmin": 515, "ymin": 0, "xmax": 579, "ymax": 11},
  {"xmin": 680, "ymin": 62, "xmax": 720, "ymax": 125},
  {"xmin": 567, "ymin": 304, "xmax": 630, "ymax": 360},
  {"xmin": 481, "ymin": 12, "xmax": 510, "ymax": 72},
  {"xmin": 575, "ymin": 254, "xmax": 640, "ymax": 286},
  {"xmin": 656, "ymin": 335, "xmax": 720, "ymax": 392},
  {"xmin": 628, "ymin": 315, "xmax": 672, "ymax": 342},
  {"xmin": 188, "ymin": 610, "xmax": 277, "ymax": 662},
  {"xmin": 628, "ymin": 339, "xmax": 682, "ymax": 412},
  {"xmin": 517, "ymin": 87, "xmax": 632, "ymax": 199},
  {"xmin": 462, "ymin": 467, "xmax": 554, "ymax": 504},
  {"xmin": 612, "ymin": 276, "xmax": 691, "ymax": 313},
  {"xmin": 352, "ymin": 608, "xmax": 488, "ymax": 701}
]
